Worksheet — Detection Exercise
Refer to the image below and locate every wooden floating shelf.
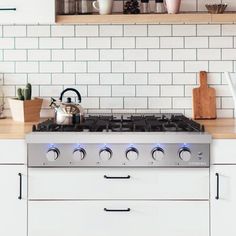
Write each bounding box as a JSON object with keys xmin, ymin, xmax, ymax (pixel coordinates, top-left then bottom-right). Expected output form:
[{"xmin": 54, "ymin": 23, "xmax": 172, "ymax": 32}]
[{"xmin": 56, "ymin": 12, "xmax": 236, "ymax": 24}]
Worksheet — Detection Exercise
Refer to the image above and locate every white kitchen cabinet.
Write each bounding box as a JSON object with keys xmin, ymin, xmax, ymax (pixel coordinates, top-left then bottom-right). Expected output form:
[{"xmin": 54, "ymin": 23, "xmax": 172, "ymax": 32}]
[
  {"xmin": 0, "ymin": 0, "xmax": 55, "ymax": 24},
  {"xmin": 28, "ymin": 200, "xmax": 209, "ymax": 236},
  {"xmin": 0, "ymin": 165, "xmax": 27, "ymax": 236},
  {"xmin": 211, "ymin": 165, "xmax": 236, "ymax": 236},
  {"xmin": 28, "ymin": 168, "xmax": 209, "ymax": 200}
]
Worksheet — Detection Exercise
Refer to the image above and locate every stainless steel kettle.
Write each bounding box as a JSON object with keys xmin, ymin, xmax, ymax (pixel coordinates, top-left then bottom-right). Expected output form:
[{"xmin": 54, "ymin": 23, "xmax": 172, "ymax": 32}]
[{"xmin": 50, "ymin": 88, "xmax": 84, "ymax": 125}]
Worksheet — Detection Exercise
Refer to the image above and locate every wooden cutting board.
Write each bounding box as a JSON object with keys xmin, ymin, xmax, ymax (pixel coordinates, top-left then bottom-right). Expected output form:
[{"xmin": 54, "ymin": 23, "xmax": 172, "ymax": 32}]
[{"xmin": 193, "ymin": 71, "xmax": 216, "ymax": 120}]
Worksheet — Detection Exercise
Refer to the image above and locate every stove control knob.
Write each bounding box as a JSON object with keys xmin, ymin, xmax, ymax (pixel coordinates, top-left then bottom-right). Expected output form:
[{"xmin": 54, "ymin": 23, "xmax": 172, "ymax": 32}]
[
  {"xmin": 99, "ymin": 148, "xmax": 112, "ymax": 162},
  {"xmin": 179, "ymin": 147, "xmax": 192, "ymax": 162},
  {"xmin": 126, "ymin": 147, "xmax": 139, "ymax": 161},
  {"xmin": 73, "ymin": 148, "xmax": 86, "ymax": 161},
  {"xmin": 46, "ymin": 148, "xmax": 60, "ymax": 162},
  {"xmin": 152, "ymin": 147, "xmax": 165, "ymax": 161}
]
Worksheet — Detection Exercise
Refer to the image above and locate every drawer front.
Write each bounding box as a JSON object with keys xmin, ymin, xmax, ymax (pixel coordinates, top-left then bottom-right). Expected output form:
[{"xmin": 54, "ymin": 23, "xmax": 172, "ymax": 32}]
[
  {"xmin": 212, "ymin": 140, "xmax": 236, "ymax": 164},
  {"xmin": 28, "ymin": 200, "xmax": 209, "ymax": 236},
  {"xmin": 29, "ymin": 168, "xmax": 209, "ymax": 200},
  {"xmin": 0, "ymin": 140, "xmax": 26, "ymax": 164}
]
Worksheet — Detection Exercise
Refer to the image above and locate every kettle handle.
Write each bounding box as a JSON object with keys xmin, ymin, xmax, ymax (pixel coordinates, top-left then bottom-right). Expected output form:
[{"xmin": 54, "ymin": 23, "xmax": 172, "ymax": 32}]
[{"xmin": 59, "ymin": 88, "xmax": 82, "ymax": 103}]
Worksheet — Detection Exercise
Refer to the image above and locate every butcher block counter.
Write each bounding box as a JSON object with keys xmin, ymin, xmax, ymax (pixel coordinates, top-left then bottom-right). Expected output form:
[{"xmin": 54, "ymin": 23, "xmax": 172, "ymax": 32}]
[{"xmin": 0, "ymin": 118, "xmax": 236, "ymax": 139}]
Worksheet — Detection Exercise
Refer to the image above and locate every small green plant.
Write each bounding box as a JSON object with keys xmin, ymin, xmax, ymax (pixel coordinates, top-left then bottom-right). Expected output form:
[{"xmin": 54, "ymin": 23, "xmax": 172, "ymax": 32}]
[{"xmin": 17, "ymin": 83, "xmax": 32, "ymax": 101}]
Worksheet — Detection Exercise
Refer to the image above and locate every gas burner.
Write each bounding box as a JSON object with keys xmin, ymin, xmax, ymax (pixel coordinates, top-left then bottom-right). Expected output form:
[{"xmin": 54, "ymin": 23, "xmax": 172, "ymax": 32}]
[{"xmin": 33, "ymin": 114, "xmax": 205, "ymax": 133}]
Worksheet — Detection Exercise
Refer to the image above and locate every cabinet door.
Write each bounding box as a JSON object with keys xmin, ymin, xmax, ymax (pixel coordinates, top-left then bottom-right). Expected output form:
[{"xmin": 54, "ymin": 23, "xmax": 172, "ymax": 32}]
[
  {"xmin": 29, "ymin": 200, "xmax": 209, "ymax": 236},
  {"xmin": 211, "ymin": 165, "xmax": 236, "ymax": 236},
  {"xmin": 0, "ymin": 0, "xmax": 55, "ymax": 24},
  {"xmin": 0, "ymin": 165, "xmax": 27, "ymax": 236}
]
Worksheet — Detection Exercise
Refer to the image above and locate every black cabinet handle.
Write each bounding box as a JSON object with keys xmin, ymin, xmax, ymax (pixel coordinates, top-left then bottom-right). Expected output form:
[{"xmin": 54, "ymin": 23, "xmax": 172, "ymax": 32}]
[
  {"xmin": 18, "ymin": 173, "xmax": 22, "ymax": 200},
  {"xmin": 104, "ymin": 208, "xmax": 131, "ymax": 212},
  {"xmin": 215, "ymin": 173, "xmax": 220, "ymax": 200},
  {"xmin": 104, "ymin": 175, "xmax": 131, "ymax": 179},
  {"xmin": 0, "ymin": 8, "xmax": 17, "ymax": 11}
]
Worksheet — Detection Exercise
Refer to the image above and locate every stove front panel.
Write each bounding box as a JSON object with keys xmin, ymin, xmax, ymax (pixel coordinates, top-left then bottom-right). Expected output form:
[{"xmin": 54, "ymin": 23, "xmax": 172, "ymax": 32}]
[{"xmin": 28, "ymin": 143, "xmax": 210, "ymax": 167}]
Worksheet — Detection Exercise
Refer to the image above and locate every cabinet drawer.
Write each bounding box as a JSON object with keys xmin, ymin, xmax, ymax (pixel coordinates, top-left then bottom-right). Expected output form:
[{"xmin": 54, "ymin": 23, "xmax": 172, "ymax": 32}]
[
  {"xmin": 212, "ymin": 140, "xmax": 236, "ymax": 164},
  {"xmin": 28, "ymin": 200, "xmax": 209, "ymax": 236},
  {"xmin": 29, "ymin": 168, "xmax": 209, "ymax": 200},
  {"xmin": 0, "ymin": 140, "xmax": 26, "ymax": 164}
]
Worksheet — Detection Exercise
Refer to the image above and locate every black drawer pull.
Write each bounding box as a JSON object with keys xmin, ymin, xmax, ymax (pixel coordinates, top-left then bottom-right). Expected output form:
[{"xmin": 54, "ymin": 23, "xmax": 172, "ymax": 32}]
[
  {"xmin": 215, "ymin": 173, "xmax": 220, "ymax": 200},
  {"xmin": 18, "ymin": 173, "xmax": 22, "ymax": 200},
  {"xmin": 104, "ymin": 208, "xmax": 131, "ymax": 212},
  {"xmin": 104, "ymin": 175, "xmax": 131, "ymax": 179},
  {"xmin": 0, "ymin": 8, "xmax": 17, "ymax": 11}
]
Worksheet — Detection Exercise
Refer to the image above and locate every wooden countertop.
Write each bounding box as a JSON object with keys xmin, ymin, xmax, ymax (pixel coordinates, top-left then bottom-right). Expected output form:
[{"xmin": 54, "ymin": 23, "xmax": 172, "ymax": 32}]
[{"xmin": 0, "ymin": 118, "xmax": 236, "ymax": 139}]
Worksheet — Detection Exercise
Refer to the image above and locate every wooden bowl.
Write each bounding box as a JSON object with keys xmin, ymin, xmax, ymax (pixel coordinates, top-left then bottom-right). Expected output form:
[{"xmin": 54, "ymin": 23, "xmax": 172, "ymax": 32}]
[{"xmin": 205, "ymin": 4, "xmax": 227, "ymax": 14}]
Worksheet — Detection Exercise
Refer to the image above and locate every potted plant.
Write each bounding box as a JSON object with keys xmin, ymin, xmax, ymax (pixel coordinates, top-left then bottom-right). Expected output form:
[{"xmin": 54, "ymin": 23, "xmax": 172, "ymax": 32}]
[{"xmin": 9, "ymin": 83, "xmax": 43, "ymax": 122}]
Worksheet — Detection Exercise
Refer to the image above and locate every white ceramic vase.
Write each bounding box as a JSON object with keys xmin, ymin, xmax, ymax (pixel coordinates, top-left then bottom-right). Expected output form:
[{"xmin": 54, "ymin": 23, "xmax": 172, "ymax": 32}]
[{"xmin": 165, "ymin": 0, "xmax": 181, "ymax": 14}]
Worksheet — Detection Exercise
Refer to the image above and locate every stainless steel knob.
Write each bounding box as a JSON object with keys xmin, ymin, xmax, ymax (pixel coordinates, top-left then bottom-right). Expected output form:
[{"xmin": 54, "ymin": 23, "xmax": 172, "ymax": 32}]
[
  {"xmin": 179, "ymin": 147, "xmax": 192, "ymax": 162},
  {"xmin": 46, "ymin": 148, "xmax": 60, "ymax": 162},
  {"xmin": 152, "ymin": 147, "xmax": 165, "ymax": 161},
  {"xmin": 126, "ymin": 147, "xmax": 139, "ymax": 161},
  {"xmin": 73, "ymin": 148, "xmax": 86, "ymax": 161},
  {"xmin": 99, "ymin": 147, "xmax": 112, "ymax": 161}
]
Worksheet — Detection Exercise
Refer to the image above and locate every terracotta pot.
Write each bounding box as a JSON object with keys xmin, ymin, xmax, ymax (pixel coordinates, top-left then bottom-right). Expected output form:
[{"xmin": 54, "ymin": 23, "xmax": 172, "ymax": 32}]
[
  {"xmin": 9, "ymin": 97, "xmax": 43, "ymax": 122},
  {"xmin": 165, "ymin": 0, "xmax": 181, "ymax": 14}
]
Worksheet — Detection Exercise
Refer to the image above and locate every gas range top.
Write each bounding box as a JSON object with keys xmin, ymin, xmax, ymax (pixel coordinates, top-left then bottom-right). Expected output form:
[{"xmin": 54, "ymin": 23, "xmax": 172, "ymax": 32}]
[{"xmin": 33, "ymin": 114, "xmax": 205, "ymax": 133}]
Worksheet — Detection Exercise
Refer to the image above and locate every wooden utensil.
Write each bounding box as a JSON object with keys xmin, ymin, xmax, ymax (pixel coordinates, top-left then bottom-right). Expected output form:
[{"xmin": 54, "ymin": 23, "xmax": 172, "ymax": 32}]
[{"xmin": 193, "ymin": 71, "xmax": 216, "ymax": 120}]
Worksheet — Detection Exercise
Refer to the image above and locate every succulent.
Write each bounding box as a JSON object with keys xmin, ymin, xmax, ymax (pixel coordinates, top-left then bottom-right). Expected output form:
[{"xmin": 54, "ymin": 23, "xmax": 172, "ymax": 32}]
[{"xmin": 17, "ymin": 83, "xmax": 32, "ymax": 101}]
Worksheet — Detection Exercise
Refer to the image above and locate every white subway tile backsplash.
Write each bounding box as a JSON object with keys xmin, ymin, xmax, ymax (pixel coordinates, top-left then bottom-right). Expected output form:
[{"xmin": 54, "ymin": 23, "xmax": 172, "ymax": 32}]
[
  {"xmin": 51, "ymin": 25, "xmax": 74, "ymax": 37},
  {"xmin": 76, "ymin": 25, "xmax": 99, "ymax": 37},
  {"xmin": 100, "ymin": 73, "xmax": 123, "ymax": 85},
  {"xmin": 197, "ymin": 25, "xmax": 221, "ymax": 36},
  {"xmin": 124, "ymin": 97, "xmax": 147, "ymax": 109},
  {"xmin": 88, "ymin": 61, "xmax": 111, "ymax": 73},
  {"xmin": 52, "ymin": 50, "xmax": 75, "ymax": 61},
  {"xmin": 15, "ymin": 38, "xmax": 39, "ymax": 49},
  {"xmin": 64, "ymin": 62, "xmax": 87, "ymax": 73},
  {"xmin": 63, "ymin": 38, "xmax": 87, "ymax": 49},
  {"xmin": 88, "ymin": 85, "xmax": 111, "ymax": 96},
  {"xmin": 99, "ymin": 25, "xmax": 123, "ymax": 37},
  {"xmin": 160, "ymin": 37, "xmax": 184, "ymax": 48},
  {"xmin": 148, "ymin": 25, "xmax": 172, "ymax": 36},
  {"xmin": 39, "ymin": 38, "xmax": 62, "ymax": 49},
  {"xmin": 124, "ymin": 25, "xmax": 147, "ymax": 36},
  {"xmin": 161, "ymin": 85, "xmax": 184, "ymax": 97},
  {"xmin": 28, "ymin": 50, "xmax": 51, "ymax": 61},
  {"xmin": 210, "ymin": 37, "xmax": 233, "ymax": 48},
  {"xmin": 0, "ymin": 38, "xmax": 14, "ymax": 49},
  {"xmin": 112, "ymin": 85, "xmax": 135, "ymax": 96},
  {"xmin": 160, "ymin": 61, "xmax": 184, "ymax": 72},
  {"xmin": 173, "ymin": 25, "xmax": 196, "ymax": 36},
  {"xmin": 16, "ymin": 62, "xmax": 38, "ymax": 73},
  {"xmin": 124, "ymin": 49, "xmax": 147, "ymax": 61},
  {"xmin": 0, "ymin": 22, "xmax": 235, "ymax": 117},
  {"xmin": 76, "ymin": 73, "xmax": 100, "ymax": 84},
  {"xmin": 52, "ymin": 74, "xmax": 75, "ymax": 85},
  {"xmin": 112, "ymin": 37, "xmax": 135, "ymax": 48},
  {"xmin": 4, "ymin": 50, "xmax": 27, "ymax": 61},
  {"xmin": 3, "ymin": 25, "xmax": 26, "ymax": 37},
  {"xmin": 185, "ymin": 37, "xmax": 208, "ymax": 48},
  {"xmin": 124, "ymin": 73, "xmax": 147, "ymax": 85},
  {"xmin": 40, "ymin": 62, "xmax": 63, "ymax": 73},
  {"xmin": 100, "ymin": 49, "xmax": 123, "ymax": 61},
  {"xmin": 148, "ymin": 49, "xmax": 172, "ymax": 61},
  {"xmin": 136, "ymin": 37, "xmax": 159, "ymax": 48},
  {"xmin": 136, "ymin": 86, "xmax": 159, "ymax": 97},
  {"xmin": 27, "ymin": 25, "xmax": 51, "ymax": 37},
  {"xmin": 88, "ymin": 38, "xmax": 111, "ymax": 48},
  {"xmin": 112, "ymin": 61, "xmax": 135, "ymax": 72}
]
